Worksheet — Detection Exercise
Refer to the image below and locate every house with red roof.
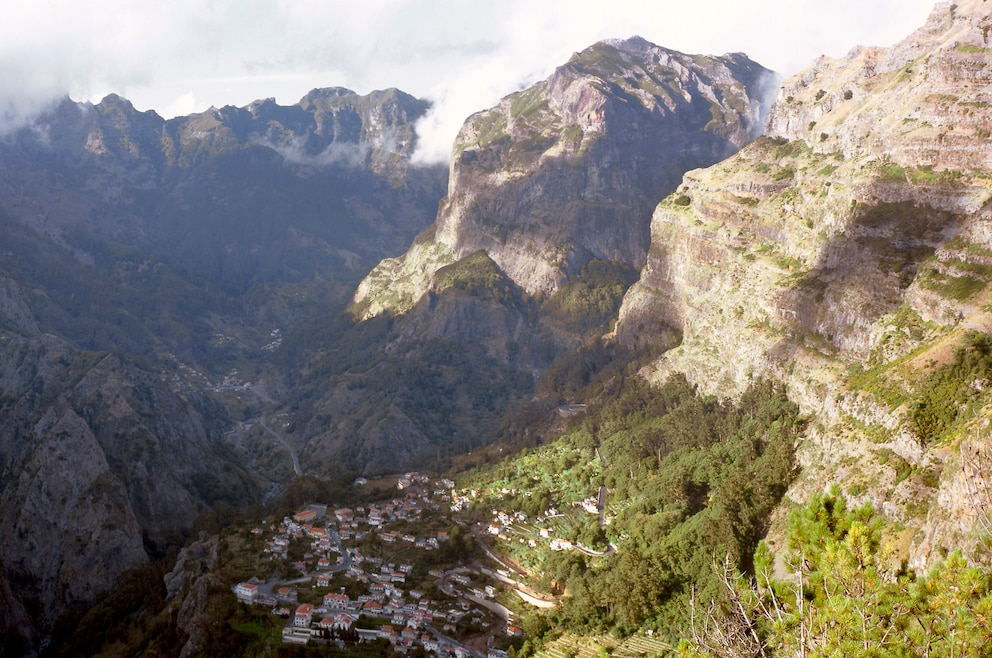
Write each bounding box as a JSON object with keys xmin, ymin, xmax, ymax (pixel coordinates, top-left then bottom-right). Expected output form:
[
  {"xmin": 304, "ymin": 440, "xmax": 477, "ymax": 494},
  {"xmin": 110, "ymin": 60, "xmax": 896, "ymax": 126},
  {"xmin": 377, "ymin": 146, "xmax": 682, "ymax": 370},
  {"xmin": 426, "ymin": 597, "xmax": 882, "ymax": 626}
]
[
  {"xmin": 234, "ymin": 582, "xmax": 258, "ymax": 601},
  {"xmin": 324, "ymin": 592, "xmax": 351, "ymax": 609},
  {"xmin": 293, "ymin": 509, "xmax": 317, "ymax": 524},
  {"xmin": 294, "ymin": 603, "xmax": 314, "ymax": 628}
]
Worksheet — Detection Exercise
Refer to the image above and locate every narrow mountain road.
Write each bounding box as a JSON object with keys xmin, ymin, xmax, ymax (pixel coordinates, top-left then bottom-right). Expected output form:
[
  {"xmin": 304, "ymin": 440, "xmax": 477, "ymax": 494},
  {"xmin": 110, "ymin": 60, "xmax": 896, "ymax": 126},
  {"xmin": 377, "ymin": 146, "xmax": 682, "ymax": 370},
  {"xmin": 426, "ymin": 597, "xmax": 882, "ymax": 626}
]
[
  {"xmin": 259, "ymin": 417, "xmax": 301, "ymax": 476},
  {"xmin": 480, "ymin": 567, "xmax": 557, "ymax": 609},
  {"xmin": 598, "ymin": 484, "xmax": 607, "ymax": 529}
]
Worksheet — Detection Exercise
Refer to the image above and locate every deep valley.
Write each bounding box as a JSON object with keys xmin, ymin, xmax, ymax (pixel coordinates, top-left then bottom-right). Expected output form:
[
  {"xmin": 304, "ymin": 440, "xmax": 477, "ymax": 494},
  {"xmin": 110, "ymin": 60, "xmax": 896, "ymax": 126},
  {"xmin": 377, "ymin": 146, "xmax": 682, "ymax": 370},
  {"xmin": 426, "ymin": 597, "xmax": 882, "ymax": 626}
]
[{"xmin": 4, "ymin": 2, "xmax": 992, "ymax": 656}]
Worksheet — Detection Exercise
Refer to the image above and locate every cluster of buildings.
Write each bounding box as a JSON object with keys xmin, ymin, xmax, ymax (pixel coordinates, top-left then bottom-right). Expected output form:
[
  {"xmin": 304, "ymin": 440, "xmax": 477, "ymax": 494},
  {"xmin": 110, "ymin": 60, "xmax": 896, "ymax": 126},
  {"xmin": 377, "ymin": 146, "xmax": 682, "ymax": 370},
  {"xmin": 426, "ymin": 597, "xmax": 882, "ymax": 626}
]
[
  {"xmin": 231, "ymin": 474, "xmax": 520, "ymax": 656},
  {"xmin": 278, "ymin": 588, "xmax": 452, "ymax": 652}
]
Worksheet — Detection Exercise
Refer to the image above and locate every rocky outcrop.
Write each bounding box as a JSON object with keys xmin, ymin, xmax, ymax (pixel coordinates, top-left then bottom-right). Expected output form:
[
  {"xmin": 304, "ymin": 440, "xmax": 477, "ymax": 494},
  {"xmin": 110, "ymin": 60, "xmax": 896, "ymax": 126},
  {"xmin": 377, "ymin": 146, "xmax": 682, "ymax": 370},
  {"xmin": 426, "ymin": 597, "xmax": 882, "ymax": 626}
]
[
  {"xmin": 617, "ymin": 0, "xmax": 992, "ymax": 567},
  {"xmin": 161, "ymin": 536, "xmax": 221, "ymax": 658},
  {"xmin": 620, "ymin": 0, "xmax": 992, "ymax": 393},
  {"xmin": 286, "ymin": 37, "xmax": 774, "ymax": 480},
  {"xmin": 0, "ymin": 334, "xmax": 258, "ymax": 639},
  {"xmin": 767, "ymin": 0, "xmax": 992, "ymax": 172},
  {"xmin": 353, "ymin": 37, "xmax": 775, "ymax": 319}
]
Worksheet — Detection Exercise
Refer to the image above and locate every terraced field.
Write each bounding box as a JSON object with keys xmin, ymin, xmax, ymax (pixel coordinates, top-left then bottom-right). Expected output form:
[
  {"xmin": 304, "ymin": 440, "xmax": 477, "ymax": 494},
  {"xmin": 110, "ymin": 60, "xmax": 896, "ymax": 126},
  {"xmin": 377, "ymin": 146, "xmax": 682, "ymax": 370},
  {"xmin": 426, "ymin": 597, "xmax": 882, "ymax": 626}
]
[{"xmin": 534, "ymin": 633, "xmax": 672, "ymax": 658}]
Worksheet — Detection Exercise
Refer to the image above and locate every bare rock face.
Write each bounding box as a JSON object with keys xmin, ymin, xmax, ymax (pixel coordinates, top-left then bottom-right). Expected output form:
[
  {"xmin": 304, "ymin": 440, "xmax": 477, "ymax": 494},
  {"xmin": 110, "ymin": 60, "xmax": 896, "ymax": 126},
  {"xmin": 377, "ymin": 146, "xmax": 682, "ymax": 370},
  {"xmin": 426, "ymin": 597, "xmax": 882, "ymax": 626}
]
[
  {"xmin": 620, "ymin": 0, "xmax": 992, "ymax": 391},
  {"xmin": 161, "ymin": 535, "xmax": 220, "ymax": 658},
  {"xmin": 0, "ymin": 334, "xmax": 258, "ymax": 639},
  {"xmin": 353, "ymin": 37, "xmax": 775, "ymax": 319},
  {"xmin": 767, "ymin": 0, "xmax": 992, "ymax": 172},
  {"xmin": 324, "ymin": 40, "xmax": 774, "ymax": 476},
  {"xmin": 617, "ymin": 0, "xmax": 992, "ymax": 568}
]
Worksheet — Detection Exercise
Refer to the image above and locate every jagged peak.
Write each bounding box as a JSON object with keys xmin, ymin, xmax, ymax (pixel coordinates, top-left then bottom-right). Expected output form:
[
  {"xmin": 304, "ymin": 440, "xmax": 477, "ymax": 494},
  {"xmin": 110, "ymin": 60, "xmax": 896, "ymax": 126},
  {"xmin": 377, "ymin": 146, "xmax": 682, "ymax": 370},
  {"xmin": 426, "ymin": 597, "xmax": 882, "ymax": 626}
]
[
  {"xmin": 598, "ymin": 35, "xmax": 663, "ymax": 54},
  {"xmin": 568, "ymin": 36, "xmax": 684, "ymax": 70},
  {"xmin": 246, "ymin": 97, "xmax": 278, "ymax": 110},
  {"xmin": 355, "ymin": 35, "xmax": 775, "ymax": 318},
  {"xmin": 97, "ymin": 93, "xmax": 129, "ymax": 106},
  {"xmin": 299, "ymin": 87, "xmax": 358, "ymax": 105},
  {"xmin": 297, "ymin": 86, "xmax": 429, "ymax": 118}
]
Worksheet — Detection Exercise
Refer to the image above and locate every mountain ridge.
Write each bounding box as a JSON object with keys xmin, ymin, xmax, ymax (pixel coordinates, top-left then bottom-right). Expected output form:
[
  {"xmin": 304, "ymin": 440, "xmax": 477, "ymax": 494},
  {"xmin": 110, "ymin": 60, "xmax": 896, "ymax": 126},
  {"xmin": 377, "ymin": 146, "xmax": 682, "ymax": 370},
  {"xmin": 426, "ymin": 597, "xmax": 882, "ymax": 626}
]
[
  {"xmin": 616, "ymin": 0, "xmax": 992, "ymax": 570},
  {"xmin": 352, "ymin": 37, "xmax": 775, "ymax": 320},
  {"xmin": 8, "ymin": 6, "xmax": 992, "ymax": 653},
  {"xmin": 0, "ymin": 85, "xmax": 449, "ymax": 650}
]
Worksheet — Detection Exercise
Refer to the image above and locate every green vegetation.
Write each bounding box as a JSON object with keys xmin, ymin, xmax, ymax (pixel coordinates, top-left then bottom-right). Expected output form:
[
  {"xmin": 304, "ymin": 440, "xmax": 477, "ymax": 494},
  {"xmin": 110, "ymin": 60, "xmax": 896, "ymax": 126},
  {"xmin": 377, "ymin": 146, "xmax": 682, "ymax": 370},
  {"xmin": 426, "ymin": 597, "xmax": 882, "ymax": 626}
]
[
  {"xmin": 510, "ymin": 87, "xmax": 549, "ymax": 120},
  {"xmin": 435, "ymin": 250, "xmax": 527, "ymax": 307},
  {"xmin": 872, "ymin": 161, "xmax": 967, "ymax": 187},
  {"xmin": 474, "ymin": 111, "xmax": 510, "ymax": 148},
  {"xmin": 770, "ymin": 137, "xmax": 811, "ymax": 160},
  {"xmin": 911, "ymin": 331, "xmax": 992, "ymax": 444},
  {"xmin": 684, "ymin": 488, "xmax": 992, "ymax": 657},
  {"xmin": 955, "ymin": 43, "xmax": 987, "ymax": 54},
  {"xmin": 875, "ymin": 160, "xmax": 907, "ymax": 182},
  {"xmin": 543, "ymin": 259, "xmax": 639, "ymax": 333},
  {"xmin": 945, "ymin": 236, "xmax": 992, "ymax": 259},
  {"xmin": 906, "ymin": 164, "xmax": 967, "ymax": 186},
  {"xmin": 919, "ymin": 265, "xmax": 986, "ymax": 300},
  {"xmin": 772, "ymin": 166, "xmax": 795, "ymax": 181},
  {"xmin": 468, "ymin": 374, "xmax": 802, "ymax": 648},
  {"xmin": 571, "ymin": 42, "xmax": 631, "ymax": 76}
]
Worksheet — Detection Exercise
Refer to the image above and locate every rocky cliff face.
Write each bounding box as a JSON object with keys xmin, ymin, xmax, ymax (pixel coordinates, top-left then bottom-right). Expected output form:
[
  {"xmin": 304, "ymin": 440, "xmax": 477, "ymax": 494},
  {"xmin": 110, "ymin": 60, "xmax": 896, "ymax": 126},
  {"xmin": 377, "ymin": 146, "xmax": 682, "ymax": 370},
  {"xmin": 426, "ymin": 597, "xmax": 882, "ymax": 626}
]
[
  {"xmin": 617, "ymin": 0, "xmax": 992, "ymax": 567},
  {"xmin": 0, "ymin": 88, "xmax": 446, "ymax": 358},
  {"xmin": 353, "ymin": 37, "xmax": 775, "ymax": 319},
  {"xmin": 0, "ymin": 86, "xmax": 449, "ymax": 649},
  {"xmin": 286, "ymin": 38, "xmax": 774, "ymax": 478},
  {"xmin": 0, "ymin": 333, "xmax": 258, "ymax": 640}
]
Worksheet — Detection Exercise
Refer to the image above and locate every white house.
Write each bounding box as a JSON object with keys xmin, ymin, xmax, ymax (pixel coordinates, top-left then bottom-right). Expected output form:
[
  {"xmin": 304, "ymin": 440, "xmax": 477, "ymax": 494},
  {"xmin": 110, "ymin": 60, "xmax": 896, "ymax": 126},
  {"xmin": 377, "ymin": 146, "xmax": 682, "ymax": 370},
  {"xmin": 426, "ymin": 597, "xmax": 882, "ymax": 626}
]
[
  {"xmin": 324, "ymin": 592, "xmax": 351, "ymax": 609},
  {"xmin": 294, "ymin": 603, "xmax": 314, "ymax": 628},
  {"xmin": 234, "ymin": 582, "xmax": 258, "ymax": 601}
]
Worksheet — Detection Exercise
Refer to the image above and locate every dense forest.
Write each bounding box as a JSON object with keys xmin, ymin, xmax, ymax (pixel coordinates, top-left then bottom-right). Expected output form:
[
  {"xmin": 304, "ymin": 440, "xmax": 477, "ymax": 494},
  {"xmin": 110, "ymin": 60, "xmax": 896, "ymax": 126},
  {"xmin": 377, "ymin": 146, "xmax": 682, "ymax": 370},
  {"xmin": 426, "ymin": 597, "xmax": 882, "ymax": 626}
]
[{"xmin": 464, "ymin": 373, "xmax": 802, "ymax": 650}]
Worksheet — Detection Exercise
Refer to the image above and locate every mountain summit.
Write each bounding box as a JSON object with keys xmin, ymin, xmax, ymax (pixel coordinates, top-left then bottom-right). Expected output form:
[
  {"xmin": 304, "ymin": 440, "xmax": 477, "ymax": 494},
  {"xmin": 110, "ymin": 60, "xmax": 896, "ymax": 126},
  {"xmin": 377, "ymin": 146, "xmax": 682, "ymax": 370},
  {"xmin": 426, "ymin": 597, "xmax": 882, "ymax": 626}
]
[
  {"xmin": 617, "ymin": 0, "xmax": 992, "ymax": 567},
  {"xmin": 353, "ymin": 37, "xmax": 775, "ymax": 319}
]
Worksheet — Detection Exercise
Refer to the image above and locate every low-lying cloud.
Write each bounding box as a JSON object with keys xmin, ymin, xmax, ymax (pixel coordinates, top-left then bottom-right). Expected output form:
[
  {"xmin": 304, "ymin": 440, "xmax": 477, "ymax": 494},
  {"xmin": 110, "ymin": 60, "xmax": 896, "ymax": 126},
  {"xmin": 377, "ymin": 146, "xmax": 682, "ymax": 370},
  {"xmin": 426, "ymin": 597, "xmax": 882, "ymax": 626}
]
[
  {"xmin": 2, "ymin": 0, "xmax": 936, "ymax": 155},
  {"xmin": 260, "ymin": 132, "xmax": 371, "ymax": 168}
]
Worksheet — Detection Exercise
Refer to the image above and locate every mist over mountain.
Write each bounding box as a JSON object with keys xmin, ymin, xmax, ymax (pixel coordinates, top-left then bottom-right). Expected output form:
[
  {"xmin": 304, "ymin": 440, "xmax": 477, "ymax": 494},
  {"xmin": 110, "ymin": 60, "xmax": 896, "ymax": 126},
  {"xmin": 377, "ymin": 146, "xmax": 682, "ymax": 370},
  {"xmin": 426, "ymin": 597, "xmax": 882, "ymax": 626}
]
[
  {"xmin": 0, "ymin": 35, "xmax": 776, "ymax": 649},
  {"xmin": 294, "ymin": 38, "xmax": 774, "ymax": 477},
  {"xmin": 5, "ymin": 4, "xmax": 992, "ymax": 655},
  {"xmin": 0, "ymin": 86, "xmax": 447, "ymax": 651}
]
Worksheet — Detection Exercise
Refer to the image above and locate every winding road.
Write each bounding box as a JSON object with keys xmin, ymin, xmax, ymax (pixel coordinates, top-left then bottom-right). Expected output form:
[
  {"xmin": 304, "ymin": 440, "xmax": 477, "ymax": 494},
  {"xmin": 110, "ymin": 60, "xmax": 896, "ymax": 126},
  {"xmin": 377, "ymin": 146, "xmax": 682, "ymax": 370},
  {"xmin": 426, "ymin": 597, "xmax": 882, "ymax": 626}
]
[{"xmin": 259, "ymin": 416, "xmax": 301, "ymax": 476}]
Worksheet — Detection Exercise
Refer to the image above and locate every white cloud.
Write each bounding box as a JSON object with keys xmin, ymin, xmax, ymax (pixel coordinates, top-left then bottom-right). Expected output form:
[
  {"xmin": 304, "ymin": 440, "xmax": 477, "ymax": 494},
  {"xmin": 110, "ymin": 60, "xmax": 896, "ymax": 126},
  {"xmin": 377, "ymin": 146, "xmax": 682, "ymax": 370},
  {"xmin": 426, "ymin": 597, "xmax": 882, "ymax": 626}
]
[
  {"xmin": 161, "ymin": 92, "xmax": 198, "ymax": 119},
  {"xmin": 0, "ymin": 0, "xmax": 937, "ymax": 151}
]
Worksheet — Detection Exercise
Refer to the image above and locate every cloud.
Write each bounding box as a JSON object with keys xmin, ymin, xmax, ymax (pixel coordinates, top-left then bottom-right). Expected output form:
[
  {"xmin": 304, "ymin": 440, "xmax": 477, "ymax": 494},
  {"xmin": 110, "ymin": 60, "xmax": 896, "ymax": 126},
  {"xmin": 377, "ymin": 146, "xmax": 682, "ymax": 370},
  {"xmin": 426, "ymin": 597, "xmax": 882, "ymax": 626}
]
[
  {"xmin": 1, "ymin": 0, "xmax": 937, "ymax": 151},
  {"xmin": 259, "ymin": 132, "xmax": 372, "ymax": 168}
]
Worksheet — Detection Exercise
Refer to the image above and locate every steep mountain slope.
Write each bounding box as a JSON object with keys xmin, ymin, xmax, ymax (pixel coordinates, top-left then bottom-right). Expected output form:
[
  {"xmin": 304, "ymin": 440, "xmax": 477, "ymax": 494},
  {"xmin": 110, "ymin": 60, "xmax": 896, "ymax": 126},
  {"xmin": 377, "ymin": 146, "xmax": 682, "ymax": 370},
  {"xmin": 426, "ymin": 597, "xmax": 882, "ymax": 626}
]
[
  {"xmin": 0, "ymin": 87, "xmax": 447, "ymax": 651},
  {"xmin": 283, "ymin": 38, "xmax": 775, "ymax": 478},
  {"xmin": 353, "ymin": 37, "xmax": 775, "ymax": 319},
  {"xmin": 0, "ymin": 333, "xmax": 258, "ymax": 641},
  {"xmin": 617, "ymin": 0, "xmax": 992, "ymax": 566},
  {"xmin": 0, "ymin": 89, "xmax": 446, "ymax": 364}
]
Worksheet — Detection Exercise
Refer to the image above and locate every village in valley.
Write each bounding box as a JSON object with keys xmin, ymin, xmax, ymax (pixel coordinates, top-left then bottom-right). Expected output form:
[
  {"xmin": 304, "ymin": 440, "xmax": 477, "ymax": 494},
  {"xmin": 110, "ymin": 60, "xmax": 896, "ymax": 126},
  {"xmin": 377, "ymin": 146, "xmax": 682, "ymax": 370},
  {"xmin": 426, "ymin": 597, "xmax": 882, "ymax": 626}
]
[{"xmin": 228, "ymin": 473, "xmax": 542, "ymax": 657}]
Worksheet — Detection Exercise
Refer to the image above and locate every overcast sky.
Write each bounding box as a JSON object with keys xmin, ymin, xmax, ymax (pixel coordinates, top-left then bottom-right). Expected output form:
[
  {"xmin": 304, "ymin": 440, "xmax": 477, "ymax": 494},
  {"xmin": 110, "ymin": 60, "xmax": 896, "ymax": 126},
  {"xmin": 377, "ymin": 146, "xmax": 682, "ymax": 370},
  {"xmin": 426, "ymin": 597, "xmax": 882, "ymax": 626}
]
[{"xmin": 2, "ymin": 0, "xmax": 937, "ymax": 161}]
